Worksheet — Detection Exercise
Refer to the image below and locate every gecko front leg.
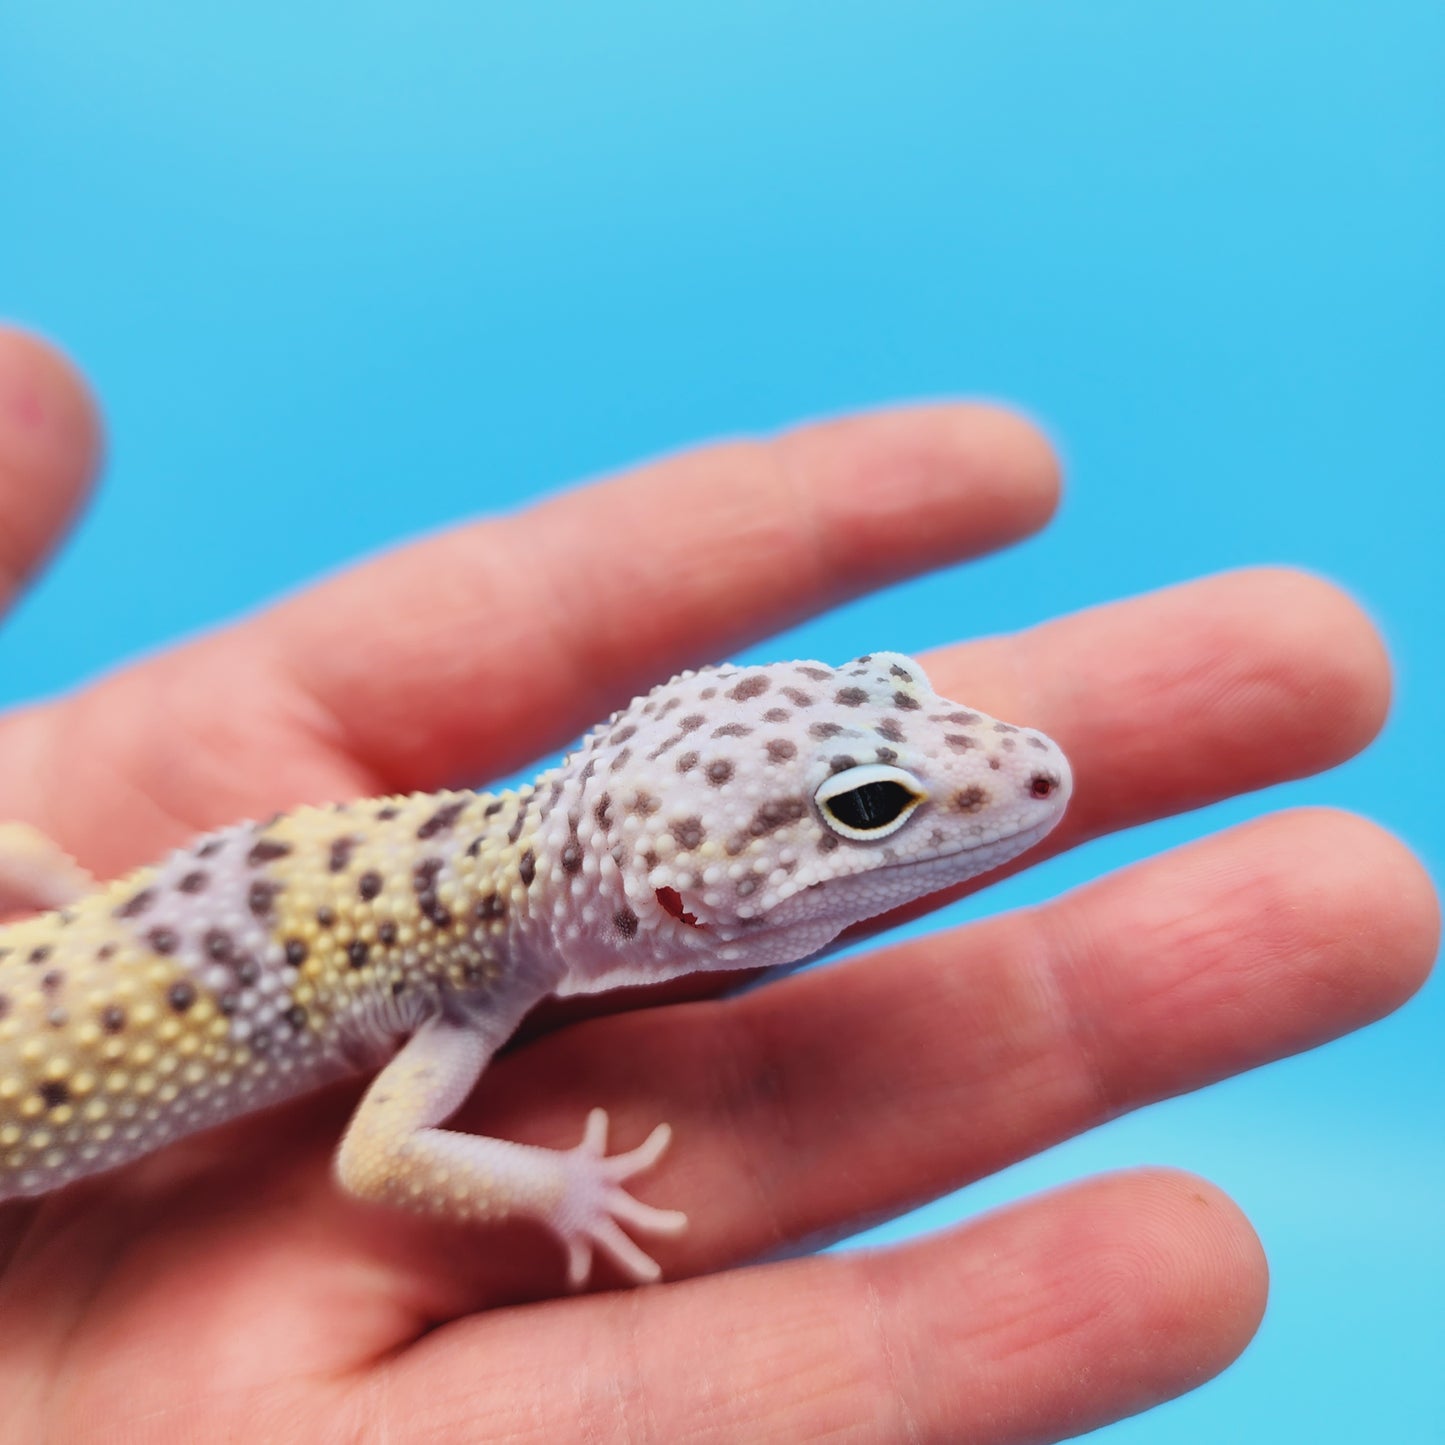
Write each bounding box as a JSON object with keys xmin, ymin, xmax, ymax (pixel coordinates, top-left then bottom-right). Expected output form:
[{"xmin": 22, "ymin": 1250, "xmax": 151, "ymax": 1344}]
[
  {"xmin": 334, "ymin": 1017, "xmax": 687, "ymax": 1286},
  {"xmin": 0, "ymin": 822, "xmax": 95, "ymax": 915}
]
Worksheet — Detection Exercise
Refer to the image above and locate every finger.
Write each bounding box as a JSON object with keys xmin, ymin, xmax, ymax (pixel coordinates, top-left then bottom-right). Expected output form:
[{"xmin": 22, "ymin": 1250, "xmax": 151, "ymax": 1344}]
[
  {"xmin": 260, "ymin": 403, "xmax": 1060, "ymax": 787},
  {"xmin": 927, "ymin": 564, "xmax": 1390, "ymax": 854},
  {"xmin": 14, "ymin": 404, "xmax": 1057, "ymax": 795},
  {"xmin": 457, "ymin": 808, "xmax": 1434, "ymax": 1285},
  {"xmin": 372, "ymin": 1170, "xmax": 1265, "ymax": 1445},
  {"xmin": 0, "ymin": 328, "xmax": 103, "ymax": 614}
]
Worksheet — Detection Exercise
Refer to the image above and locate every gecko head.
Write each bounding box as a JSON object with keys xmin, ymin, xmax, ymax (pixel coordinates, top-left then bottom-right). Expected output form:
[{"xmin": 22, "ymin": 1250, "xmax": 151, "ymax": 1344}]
[{"xmin": 540, "ymin": 652, "xmax": 1071, "ymax": 991}]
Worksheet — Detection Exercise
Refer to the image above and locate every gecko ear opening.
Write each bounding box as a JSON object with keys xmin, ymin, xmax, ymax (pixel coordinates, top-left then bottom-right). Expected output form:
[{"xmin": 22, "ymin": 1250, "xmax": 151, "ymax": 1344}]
[{"xmin": 814, "ymin": 764, "xmax": 926, "ymax": 841}]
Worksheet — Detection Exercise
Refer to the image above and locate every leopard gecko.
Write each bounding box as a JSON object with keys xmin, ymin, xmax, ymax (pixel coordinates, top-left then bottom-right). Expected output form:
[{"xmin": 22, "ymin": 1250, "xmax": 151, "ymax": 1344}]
[{"xmin": 0, "ymin": 653, "xmax": 1071, "ymax": 1284}]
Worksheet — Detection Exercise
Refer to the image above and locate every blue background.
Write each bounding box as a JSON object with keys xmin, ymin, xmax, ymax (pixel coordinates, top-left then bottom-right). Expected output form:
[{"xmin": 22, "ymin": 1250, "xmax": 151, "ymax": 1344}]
[{"xmin": 2, "ymin": 3, "xmax": 1441, "ymax": 1438}]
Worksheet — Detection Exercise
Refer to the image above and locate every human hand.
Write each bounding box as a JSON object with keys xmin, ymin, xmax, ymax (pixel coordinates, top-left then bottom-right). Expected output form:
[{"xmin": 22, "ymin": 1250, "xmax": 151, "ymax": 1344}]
[{"xmin": 0, "ymin": 328, "xmax": 1435, "ymax": 1442}]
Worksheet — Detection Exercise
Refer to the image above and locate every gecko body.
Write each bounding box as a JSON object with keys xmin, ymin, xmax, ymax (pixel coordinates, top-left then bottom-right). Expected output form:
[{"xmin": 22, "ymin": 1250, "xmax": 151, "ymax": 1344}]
[{"xmin": 0, "ymin": 653, "xmax": 1070, "ymax": 1283}]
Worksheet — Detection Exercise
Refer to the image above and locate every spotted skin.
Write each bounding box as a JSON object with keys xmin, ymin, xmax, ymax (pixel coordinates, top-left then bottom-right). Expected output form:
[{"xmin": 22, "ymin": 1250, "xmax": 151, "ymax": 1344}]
[{"xmin": 0, "ymin": 653, "xmax": 1071, "ymax": 1285}]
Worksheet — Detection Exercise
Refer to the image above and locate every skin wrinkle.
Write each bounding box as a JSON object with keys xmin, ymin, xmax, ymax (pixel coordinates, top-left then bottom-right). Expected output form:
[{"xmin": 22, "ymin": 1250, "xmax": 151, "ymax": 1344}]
[
  {"xmin": 698, "ymin": 996, "xmax": 795, "ymax": 1262},
  {"xmin": 860, "ymin": 1274, "xmax": 923, "ymax": 1445},
  {"xmin": 1024, "ymin": 898, "xmax": 1130, "ymax": 1125}
]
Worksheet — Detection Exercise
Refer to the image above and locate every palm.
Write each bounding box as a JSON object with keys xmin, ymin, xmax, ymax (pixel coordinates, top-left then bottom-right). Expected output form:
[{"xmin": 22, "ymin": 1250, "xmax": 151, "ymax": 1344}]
[{"xmin": 0, "ymin": 330, "xmax": 1435, "ymax": 1443}]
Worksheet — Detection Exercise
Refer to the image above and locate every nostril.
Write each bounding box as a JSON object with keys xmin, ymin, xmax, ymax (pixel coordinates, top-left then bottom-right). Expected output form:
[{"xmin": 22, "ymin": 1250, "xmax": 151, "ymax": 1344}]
[{"xmin": 1029, "ymin": 773, "xmax": 1058, "ymax": 799}]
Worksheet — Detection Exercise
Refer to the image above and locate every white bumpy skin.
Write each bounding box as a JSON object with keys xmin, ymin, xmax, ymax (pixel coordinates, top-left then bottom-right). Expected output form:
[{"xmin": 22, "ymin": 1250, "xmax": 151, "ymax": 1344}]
[{"xmin": 0, "ymin": 652, "xmax": 1070, "ymax": 1287}]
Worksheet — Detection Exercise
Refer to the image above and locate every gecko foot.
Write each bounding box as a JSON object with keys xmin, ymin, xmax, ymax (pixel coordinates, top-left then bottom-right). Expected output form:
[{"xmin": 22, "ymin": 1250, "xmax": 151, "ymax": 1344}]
[
  {"xmin": 0, "ymin": 823, "xmax": 95, "ymax": 916},
  {"xmin": 551, "ymin": 1108, "xmax": 688, "ymax": 1288}
]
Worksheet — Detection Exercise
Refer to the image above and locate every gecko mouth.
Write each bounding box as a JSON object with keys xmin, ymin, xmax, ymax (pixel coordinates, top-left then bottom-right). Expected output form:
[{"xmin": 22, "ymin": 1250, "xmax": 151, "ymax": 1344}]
[{"xmin": 895, "ymin": 811, "xmax": 1064, "ymax": 868}]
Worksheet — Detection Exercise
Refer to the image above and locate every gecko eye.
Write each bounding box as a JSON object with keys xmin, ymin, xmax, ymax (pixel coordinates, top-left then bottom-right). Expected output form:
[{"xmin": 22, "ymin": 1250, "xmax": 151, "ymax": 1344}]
[{"xmin": 815, "ymin": 764, "xmax": 926, "ymax": 841}]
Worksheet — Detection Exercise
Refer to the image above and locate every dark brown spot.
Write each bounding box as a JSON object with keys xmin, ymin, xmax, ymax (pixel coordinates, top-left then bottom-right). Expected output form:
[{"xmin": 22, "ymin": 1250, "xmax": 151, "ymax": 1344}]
[
  {"xmin": 712, "ymin": 722, "xmax": 752, "ymax": 738},
  {"xmin": 235, "ymin": 956, "xmax": 261, "ymax": 986},
  {"xmin": 518, "ymin": 850, "xmax": 536, "ymax": 886},
  {"xmin": 609, "ymin": 747, "xmax": 633, "ymax": 773},
  {"xmin": 413, "ymin": 857, "xmax": 444, "ymax": 892},
  {"xmin": 706, "ymin": 759, "xmax": 735, "ymax": 787},
  {"xmin": 347, "ymin": 940, "xmax": 370, "ymax": 968},
  {"xmin": 249, "ymin": 880, "xmax": 279, "ymax": 918},
  {"xmin": 483, "ymin": 798, "xmax": 506, "ymax": 818},
  {"xmin": 945, "ymin": 734, "xmax": 978, "ymax": 751},
  {"xmin": 474, "ymin": 892, "xmax": 505, "ymax": 922},
  {"xmin": 797, "ymin": 665, "xmax": 833, "ymax": 681},
  {"xmin": 889, "ymin": 664, "xmax": 913, "ymax": 681},
  {"xmin": 247, "ymin": 838, "xmax": 292, "ymax": 865},
  {"xmin": 830, "ymin": 755, "xmax": 858, "ymax": 773},
  {"xmin": 378, "ymin": 920, "xmax": 398, "ymax": 945},
  {"xmin": 953, "ymin": 786, "xmax": 989, "ymax": 813},
  {"xmin": 284, "ymin": 938, "xmax": 308, "ymax": 966},
  {"xmin": 168, "ymin": 980, "xmax": 196, "ymax": 1012},
  {"xmin": 147, "ymin": 927, "xmax": 179, "ymax": 955},
  {"xmin": 358, "ymin": 870, "xmax": 383, "ymax": 901},
  {"xmin": 420, "ymin": 890, "xmax": 454, "ymax": 927},
  {"xmin": 116, "ymin": 888, "xmax": 156, "ymax": 919},
  {"xmin": 284, "ymin": 1004, "xmax": 307, "ymax": 1030},
  {"xmin": 609, "ymin": 724, "xmax": 637, "ymax": 746},
  {"xmin": 39, "ymin": 1080, "xmax": 69, "ymax": 1109},
  {"xmin": 835, "ymin": 687, "xmax": 868, "ymax": 707},
  {"xmin": 101, "ymin": 1004, "xmax": 126, "ymax": 1033},
  {"xmin": 328, "ymin": 836, "xmax": 357, "ymax": 873},
  {"xmin": 993, "ymin": 722, "xmax": 1019, "ymax": 733},
  {"xmin": 594, "ymin": 793, "xmax": 613, "ymax": 829},
  {"xmin": 196, "ymin": 838, "xmax": 224, "ymax": 859},
  {"xmin": 762, "ymin": 708, "xmax": 790, "ymax": 723},
  {"xmin": 670, "ymin": 816, "xmax": 706, "ymax": 850},
  {"xmin": 96, "ymin": 942, "xmax": 116, "ymax": 962},
  {"xmin": 988, "ymin": 757, "xmax": 1002, "ymax": 771},
  {"xmin": 728, "ymin": 795, "xmax": 807, "ymax": 853},
  {"xmin": 893, "ymin": 691, "xmax": 921, "ymax": 711},
  {"xmin": 809, "ymin": 722, "xmax": 845, "ymax": 740},
  {"xmin": 0, "ymin": 994, "xmax": 8, "ymax": 1020},
  {"xmin": 947, "ymin": 711, "xmax": 981, "ymax": 725},
  {"xmin": 727, "ymin": 675, "xmax": 770, "ymax": 701},
  {"xmin": 376, "ymin": 805, "xmax": 400, "ymax": 821},
  {"xmin": 28, "ymin": 945, "xmax": 51, "ymax": 966},
  {"xmin": 876, "ymin": 717, "xmax": 905, "ymax": 743},
  {"xmin": 816, "ymin": 832, "xmax": 840, "ymax": 853},
  {"xmin": 676, "ymin": 751, "xmax": 699, "ymax": 774},
  {"xmin": 735, "ymin": 874, "xmax": 759, "ymax": 897},
  {"xmin": 417, "ymin": 798, "xmax": 469, "ymax": 839},
  {"xmin": 766, "ymin": 738, "xmax": 797, "ymax": 763},
  {"xmin": 781, "ymin": 687, "xmax": 814, "ymax": 707},
  {"xmin": 680, "ymin": 714, "xmax": 705, "ymax": 733},
  {"xmin": 178, "ymin": 870, "xmax": 209, "ymax": 894},
  {"xmin": 876, "ymin": 747, "xmax": 898, "ymax": 764},
  {"xmin": 561, "ymin": 842, "xmax": 583, "ymax": 875},
  {"xmin": 205, "ymin": 928, "xmax": 234, "ymax": 961},
  {"xmin": 315, "ymin": 906, "xmax": 336, "ymax": 928},
  {"xmin": 1028, "ymin": 736, "xmax": 1049, "ymax": 751},
  {"xmin": 40, "ymin": 969, "xmax": 64, "ymax": 994},
  {"xmin": 507, "ymin": 799, "xmax": 530, "ymax": 844},
  {"xmin": 614, "ymin": 907, "xmax": 639, "ymax": 939}
]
